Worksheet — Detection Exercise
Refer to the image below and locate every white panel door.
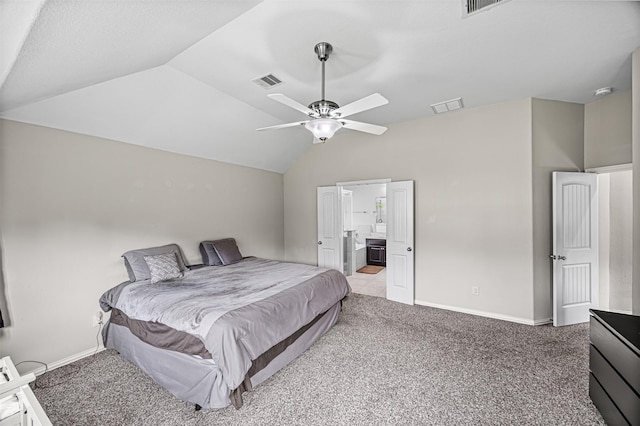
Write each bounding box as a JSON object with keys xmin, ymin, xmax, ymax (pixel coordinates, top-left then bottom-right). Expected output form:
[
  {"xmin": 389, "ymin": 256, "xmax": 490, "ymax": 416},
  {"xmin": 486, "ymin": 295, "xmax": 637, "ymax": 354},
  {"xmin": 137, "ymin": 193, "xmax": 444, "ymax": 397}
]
[
  {"xmin": 552, "ymin": 172, "xmax": 598, "ymax": 326},
  {"xmin": 317, "ymin": 186, "xmax": 342, "ymax": 271},
  {"xmin": 386, "ymin": 181, "xmax": 414, "ymax": 305}
]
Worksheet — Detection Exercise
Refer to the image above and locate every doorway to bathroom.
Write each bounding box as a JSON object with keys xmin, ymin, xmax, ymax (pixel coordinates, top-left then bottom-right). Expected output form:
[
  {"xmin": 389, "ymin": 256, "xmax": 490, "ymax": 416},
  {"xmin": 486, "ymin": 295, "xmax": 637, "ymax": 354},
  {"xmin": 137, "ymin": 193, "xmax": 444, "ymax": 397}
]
[
  {"xmin": 341, "ymin": 182, "xmax": 387, "ymax": 274},
  {"xmin": 317, "ymin": 179, "xmax": 414, "ymax": 305}
]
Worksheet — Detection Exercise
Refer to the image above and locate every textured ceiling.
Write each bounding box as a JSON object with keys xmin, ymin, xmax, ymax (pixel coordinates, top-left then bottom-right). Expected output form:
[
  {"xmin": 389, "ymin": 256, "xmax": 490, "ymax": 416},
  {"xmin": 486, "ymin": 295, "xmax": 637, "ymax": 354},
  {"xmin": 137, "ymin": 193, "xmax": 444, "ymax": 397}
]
[{"xmin": 1, "ymin": 0, "xmax": 639, "ymax": 173}]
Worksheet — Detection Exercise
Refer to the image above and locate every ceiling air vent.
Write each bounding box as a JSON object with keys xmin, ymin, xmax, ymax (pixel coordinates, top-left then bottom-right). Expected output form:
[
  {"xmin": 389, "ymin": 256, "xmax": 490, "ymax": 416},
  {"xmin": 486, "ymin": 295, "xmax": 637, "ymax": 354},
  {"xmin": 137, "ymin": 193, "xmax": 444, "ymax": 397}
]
[
  {"xmin": 463, "ymin": 0, "xmax": 510, "ymax": 17},
  {"xmin": 430, "ymin": 97, "xmax": 464, "ymax": 115},
  {"xmin": 253, "ymin": 73, "xmax": 283, "ymax": 89}
]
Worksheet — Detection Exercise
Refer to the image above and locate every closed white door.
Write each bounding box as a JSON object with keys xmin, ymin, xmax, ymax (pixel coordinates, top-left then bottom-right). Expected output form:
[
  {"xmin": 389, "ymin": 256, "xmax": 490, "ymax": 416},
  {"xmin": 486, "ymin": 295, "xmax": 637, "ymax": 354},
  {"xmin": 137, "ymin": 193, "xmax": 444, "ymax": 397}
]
[
  {"xmin": 317, "ymin": 186, "xmax": 343, "ymax": 271},
  {"xmin": 552, "ymin": 172, "xmax": 599, "ymax": 326},
  {"xmin": 386, "ymin": 181, "xmax": 414, "ymax": 305}
]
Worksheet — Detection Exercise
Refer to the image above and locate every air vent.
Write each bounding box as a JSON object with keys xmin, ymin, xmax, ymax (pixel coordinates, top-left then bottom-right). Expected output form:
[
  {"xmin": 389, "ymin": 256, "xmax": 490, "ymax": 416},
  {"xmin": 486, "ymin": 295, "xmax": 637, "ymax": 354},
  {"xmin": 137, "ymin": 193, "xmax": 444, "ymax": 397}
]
[
  {"xmin": 430, "ymin": 97, "xmax": 464, "ymax": 115},
  {"xmin": 253, "ymin": 74, "xmax": 283, "ymax": 89},
  {"xmin": 463, "ymin": 0, "xmax": 509, "ymax": 16}
]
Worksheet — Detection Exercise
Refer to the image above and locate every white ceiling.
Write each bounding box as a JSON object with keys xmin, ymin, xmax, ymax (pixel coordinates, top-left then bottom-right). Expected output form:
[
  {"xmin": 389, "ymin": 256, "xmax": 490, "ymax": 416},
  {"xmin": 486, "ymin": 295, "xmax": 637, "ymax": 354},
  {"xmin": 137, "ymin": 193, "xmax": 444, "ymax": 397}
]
[{"xmin": 1, "ymin": 0, "xmax": 639, "ymax": 173}]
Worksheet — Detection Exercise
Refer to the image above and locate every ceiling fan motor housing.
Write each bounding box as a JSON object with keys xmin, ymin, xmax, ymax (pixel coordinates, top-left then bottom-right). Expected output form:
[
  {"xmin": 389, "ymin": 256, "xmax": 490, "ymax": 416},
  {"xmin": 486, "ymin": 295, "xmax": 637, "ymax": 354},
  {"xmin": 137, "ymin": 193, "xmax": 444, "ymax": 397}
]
[{"xmin": 308, "ymin": 100, "xmax": 339, "ymax": 118}]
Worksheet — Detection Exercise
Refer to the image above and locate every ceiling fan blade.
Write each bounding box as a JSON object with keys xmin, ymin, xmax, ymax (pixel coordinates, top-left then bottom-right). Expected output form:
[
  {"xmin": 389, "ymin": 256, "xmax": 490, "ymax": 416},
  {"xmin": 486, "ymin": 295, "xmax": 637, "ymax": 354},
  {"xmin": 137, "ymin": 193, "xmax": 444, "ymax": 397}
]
[
  {"xmin": 331, "ymin": 93, "xmax": 389, "ymax": 118},
  {"xmin": 268, "ymin": 94, "xmax": 318, "ymax": 117},
  {"xmin": 256, "ymin": 120, "xmax": 309, "ymax": 131},
  {"xmin": 340, "ymin": 119, "xmax": 388, "ymax": 135}
]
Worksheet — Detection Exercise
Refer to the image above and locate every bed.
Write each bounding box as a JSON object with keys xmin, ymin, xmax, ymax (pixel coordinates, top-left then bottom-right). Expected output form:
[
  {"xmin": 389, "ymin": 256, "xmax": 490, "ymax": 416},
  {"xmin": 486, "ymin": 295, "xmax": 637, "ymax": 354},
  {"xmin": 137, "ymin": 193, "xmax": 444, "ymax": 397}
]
[
  {"xmin": 99, "ymin": 241, "xmax": 351, "ymax": 410},
  {"xmin": 0, "ymin": 356, "xmax": 52, "ymax": 426}
]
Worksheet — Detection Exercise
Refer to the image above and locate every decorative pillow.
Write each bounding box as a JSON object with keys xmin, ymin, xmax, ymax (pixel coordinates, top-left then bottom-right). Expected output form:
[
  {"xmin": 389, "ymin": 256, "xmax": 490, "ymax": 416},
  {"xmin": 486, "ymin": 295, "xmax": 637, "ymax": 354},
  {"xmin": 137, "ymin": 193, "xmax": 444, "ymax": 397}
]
[
  {"xmin": 211, "ymin": 238, "xmax": 243, "ymax": 265},
  {"xmin": 144, "ymin": 253, "xmax": 183, "ymax": 284},
  {"xmin": 199, "ymin": 241, "xmax": 223, "ymax": 266},
  {"xmin": 122, "ymin": 243, "xmax": 187, "ymax": 282}
]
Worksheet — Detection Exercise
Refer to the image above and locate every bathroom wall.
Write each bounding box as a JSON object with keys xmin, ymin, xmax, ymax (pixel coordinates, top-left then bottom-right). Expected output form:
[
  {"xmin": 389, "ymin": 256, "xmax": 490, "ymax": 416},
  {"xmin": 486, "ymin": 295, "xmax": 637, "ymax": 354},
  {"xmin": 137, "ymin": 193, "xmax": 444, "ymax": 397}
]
[{"xmin": 342, "ymin": 184, "xmax": 386, "ymax": 237}]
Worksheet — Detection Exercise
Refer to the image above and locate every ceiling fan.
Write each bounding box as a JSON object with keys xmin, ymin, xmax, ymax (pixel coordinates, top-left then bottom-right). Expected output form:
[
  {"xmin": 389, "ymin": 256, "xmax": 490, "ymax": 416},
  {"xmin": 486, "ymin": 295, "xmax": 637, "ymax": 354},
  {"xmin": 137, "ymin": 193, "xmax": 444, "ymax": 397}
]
[{"xmin": 256, "ymin": 42, "xmax": 389, "ymax": 143}]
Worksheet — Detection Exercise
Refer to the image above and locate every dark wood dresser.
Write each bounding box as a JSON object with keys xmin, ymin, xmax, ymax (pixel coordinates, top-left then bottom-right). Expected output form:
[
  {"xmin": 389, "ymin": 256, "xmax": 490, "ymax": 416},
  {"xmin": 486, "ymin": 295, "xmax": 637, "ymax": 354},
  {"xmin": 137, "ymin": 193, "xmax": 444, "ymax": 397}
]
[{"xmin": 589, "ymin": 309, "xmax": 640, "ymax": 425}]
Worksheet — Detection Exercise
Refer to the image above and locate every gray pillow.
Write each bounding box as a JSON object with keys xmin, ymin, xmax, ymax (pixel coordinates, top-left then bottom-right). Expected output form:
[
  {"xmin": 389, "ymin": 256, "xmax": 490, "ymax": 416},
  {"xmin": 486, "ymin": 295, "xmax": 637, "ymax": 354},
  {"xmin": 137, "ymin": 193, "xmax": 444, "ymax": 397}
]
[
  {"xmin": 199, "ymin": 241, "xmax": 223, "ymax": 266},
  {"xmin": 144, "ymin": 252, "xmax": 183, "ymax": 284},
  {"xmin": 122, "ymin": 243, "xmax": 187, "ymax": 282},
  {"xmin": 211, "ymin": 238, "xmax": 243, "ymax": 265}
]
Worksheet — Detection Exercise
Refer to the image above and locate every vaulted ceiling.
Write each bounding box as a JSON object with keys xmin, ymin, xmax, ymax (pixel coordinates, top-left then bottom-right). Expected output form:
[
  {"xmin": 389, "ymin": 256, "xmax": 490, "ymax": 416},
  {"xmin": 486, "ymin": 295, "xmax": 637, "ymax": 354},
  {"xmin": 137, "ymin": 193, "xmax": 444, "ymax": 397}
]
[{"xmin": 1, "ymin": 0, "xmax": 639, "ymax": 172}]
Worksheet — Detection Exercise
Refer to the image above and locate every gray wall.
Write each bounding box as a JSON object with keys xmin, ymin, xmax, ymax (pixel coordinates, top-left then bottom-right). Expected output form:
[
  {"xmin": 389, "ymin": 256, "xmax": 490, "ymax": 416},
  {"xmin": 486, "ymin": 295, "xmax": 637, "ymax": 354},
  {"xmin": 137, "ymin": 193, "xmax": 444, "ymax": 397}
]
[
  {"xmin": 285, "ymin": 98, "xmax": 540, "ymax": 323},
  {"xmin": 0, "ymin": 119, "xmax": 284, "ymax": 369},
  {"xmin": 584, "ymin": 90, "xmax": 632, "ymax": 169}
]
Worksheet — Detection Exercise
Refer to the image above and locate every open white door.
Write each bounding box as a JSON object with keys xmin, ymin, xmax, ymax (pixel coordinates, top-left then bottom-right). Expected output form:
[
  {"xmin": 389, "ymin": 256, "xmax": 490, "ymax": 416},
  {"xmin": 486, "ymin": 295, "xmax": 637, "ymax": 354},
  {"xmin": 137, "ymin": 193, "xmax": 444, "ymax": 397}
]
[
  {"xmin": 552, "ymin": 172, "xmax": 598, "ymax": 326},
  {"xmin": 317, "ymin": 186, "xmax": 342, "ymax": 271},
  {"xmin": 386, "ymin": 181, "xmax": 414, "ymax": 305}
]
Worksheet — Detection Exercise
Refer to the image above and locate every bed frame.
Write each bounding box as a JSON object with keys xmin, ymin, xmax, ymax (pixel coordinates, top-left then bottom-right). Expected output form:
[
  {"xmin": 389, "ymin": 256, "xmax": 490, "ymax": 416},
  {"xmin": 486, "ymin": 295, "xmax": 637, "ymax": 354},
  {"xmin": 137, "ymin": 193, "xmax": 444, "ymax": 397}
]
[
  {"xmin": 104, "ymin": 300, "xmax": 343, "ymax": 409},
  {"xmin": 0, "ymin": 357, "xmax": 52, "ymax": 426}
]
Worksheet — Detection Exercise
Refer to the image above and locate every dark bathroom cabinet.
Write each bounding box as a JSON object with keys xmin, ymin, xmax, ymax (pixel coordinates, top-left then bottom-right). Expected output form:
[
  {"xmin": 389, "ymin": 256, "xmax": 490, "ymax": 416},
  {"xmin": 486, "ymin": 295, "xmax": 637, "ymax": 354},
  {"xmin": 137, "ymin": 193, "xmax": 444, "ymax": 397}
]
[{"xmin": 366, "ymin": 238, "xmax": 386, "ymax": 266}]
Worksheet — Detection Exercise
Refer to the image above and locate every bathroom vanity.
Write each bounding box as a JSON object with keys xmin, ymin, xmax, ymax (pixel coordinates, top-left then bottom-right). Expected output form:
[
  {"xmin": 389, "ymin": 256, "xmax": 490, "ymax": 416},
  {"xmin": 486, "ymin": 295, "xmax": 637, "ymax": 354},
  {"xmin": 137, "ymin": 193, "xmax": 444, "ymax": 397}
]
[{"xmin": 366, "ymin": 238, "xmax": 386, "ymax": 266}]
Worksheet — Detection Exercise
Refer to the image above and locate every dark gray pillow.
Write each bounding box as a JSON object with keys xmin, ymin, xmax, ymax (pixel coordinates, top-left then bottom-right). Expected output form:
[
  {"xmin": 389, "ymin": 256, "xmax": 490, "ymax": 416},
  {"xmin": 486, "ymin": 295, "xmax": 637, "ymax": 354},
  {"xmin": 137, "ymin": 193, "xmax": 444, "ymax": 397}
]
[
  {"xmin": 122, "ymin": 243, "xmax": 187, "ymax": 282},
  {"xmin": 203, "ymin": 238, "xmax": 243, "ymax": 266},
  {"xmin": 199, "ymin": 241, "xmax": 223, "ymax": 266}
]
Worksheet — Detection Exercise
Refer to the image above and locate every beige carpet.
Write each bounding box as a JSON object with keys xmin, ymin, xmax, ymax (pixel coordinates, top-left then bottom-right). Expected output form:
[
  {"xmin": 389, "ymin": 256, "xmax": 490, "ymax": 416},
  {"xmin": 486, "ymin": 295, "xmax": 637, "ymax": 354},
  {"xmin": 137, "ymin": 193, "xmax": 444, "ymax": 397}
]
[{"xmin": 356, "ymin": 265, "xmax": 385, "ymax": 274}]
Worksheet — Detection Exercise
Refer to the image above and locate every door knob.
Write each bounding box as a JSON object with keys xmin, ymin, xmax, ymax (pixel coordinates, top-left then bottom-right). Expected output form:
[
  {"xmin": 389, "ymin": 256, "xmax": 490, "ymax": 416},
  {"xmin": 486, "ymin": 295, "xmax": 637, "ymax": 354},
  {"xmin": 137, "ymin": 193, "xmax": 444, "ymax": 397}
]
[
  {"xmin": 407, "ymin": 247, "xmax": 412, "ymax": 252},
  {"xmin": 318, "ymin": 241, "xmax": 323, "ymax": 245},
  {"xmin": 549, "ymin": 254, "xmax": 566, "ymax": 260}
]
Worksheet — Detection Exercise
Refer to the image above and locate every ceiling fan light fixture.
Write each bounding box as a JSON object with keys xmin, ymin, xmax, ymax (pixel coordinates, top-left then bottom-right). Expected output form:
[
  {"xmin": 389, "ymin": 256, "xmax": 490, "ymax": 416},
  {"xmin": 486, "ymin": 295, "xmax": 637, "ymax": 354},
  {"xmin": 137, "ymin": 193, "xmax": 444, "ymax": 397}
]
[{"xmin": 305, "ymin": 118, "xmax": 342, "ymax": 141}]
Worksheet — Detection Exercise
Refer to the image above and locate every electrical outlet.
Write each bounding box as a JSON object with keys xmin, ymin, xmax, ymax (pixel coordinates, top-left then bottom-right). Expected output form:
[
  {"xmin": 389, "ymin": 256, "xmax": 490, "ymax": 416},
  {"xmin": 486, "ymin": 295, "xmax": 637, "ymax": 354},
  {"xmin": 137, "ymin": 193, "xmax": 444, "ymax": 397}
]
[
  {"xmin": 472, "ymin": 286, "xmax": 479, "ymax": 296},
  {"xmin": 92, "ymin": 311, "xmax": 103, "ymax": 327}
]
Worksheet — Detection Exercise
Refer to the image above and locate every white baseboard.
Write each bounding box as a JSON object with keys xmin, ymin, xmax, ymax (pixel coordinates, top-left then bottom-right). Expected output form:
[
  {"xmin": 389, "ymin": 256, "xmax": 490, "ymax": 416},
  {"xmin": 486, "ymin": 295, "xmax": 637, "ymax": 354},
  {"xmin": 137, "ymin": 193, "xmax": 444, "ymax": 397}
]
[
  {"xmin": 414, "ymin": 300, "xmax": 552, "ymax": 326},
  {"xmin": 28, "ymin": 346, "xmax": 105, "ymax": 377}
]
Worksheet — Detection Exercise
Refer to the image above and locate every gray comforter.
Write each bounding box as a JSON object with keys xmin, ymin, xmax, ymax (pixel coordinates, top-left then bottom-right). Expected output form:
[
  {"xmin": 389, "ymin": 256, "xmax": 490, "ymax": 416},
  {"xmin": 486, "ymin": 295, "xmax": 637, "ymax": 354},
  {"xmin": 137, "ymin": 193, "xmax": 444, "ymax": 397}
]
[{"xmin": 100, "ymin": 257, "xmax": 350, "ymax": 391}]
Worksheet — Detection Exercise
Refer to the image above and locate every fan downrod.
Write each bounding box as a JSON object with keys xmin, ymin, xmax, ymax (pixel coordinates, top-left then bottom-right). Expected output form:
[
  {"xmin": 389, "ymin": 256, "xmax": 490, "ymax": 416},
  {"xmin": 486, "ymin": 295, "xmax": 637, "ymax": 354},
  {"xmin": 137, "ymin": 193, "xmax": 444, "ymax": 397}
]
[{"xmin": 310, "ymin": 42, "xmax": 337, "ymax": 114}]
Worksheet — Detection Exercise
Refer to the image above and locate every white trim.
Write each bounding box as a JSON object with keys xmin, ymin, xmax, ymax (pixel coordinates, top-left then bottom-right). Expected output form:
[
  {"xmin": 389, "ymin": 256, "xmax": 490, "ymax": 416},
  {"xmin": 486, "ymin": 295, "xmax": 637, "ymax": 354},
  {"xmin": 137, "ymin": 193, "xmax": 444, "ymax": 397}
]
[
  {"xmin": 604, "ymin": 308, "xmax": 633, "ymax": 315},
  {"xmin": 336, "ymin": 178, "xmax": 391, "ymax": 186},
  {"xmin": 415, "ymin": 300, "xmax": 552, "ymax": 326},
  {"xmin": 585, "ymin": 163, "xmax": 632, "ymax": 174},
  {"xmin": 25, "ymin": 346, "xmax": 105, "ymax": 377}
]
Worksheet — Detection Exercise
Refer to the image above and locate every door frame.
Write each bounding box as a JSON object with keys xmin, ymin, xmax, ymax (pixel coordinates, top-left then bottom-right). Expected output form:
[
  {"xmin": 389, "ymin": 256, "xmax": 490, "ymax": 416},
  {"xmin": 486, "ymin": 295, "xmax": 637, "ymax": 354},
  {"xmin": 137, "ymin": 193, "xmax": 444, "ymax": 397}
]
[
  {"xmin": 335, "ymin": 179, "xmax": 391, "ymax": 276},
  {"xmin": 323, "ymin": 178, "xmax": 415, "ymax": 304}
]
